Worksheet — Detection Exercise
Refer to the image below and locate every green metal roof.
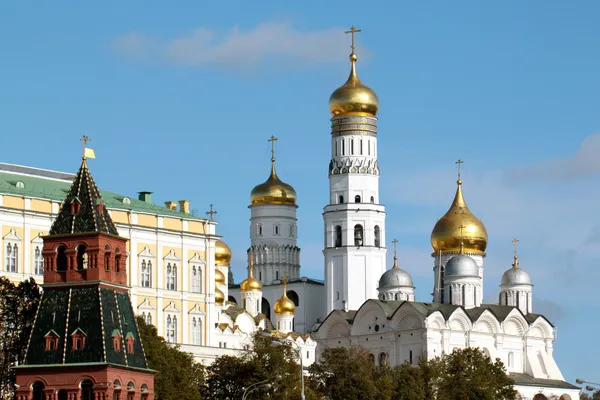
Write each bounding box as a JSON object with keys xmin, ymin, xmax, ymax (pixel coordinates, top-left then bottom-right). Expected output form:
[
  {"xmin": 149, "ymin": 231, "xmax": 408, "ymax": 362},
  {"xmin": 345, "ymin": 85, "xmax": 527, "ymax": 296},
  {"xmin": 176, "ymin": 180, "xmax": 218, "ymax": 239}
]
[{"xmin": 0, "ymin": 165, "xmax": 208, "ymax": 221}]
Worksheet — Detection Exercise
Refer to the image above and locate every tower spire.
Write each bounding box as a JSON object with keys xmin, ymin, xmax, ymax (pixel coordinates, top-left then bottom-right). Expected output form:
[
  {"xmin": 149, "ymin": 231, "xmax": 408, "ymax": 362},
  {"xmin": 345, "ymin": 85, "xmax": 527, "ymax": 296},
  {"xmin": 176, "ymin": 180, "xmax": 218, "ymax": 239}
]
[
  {"xmin": 392, "ymin": 239, "xmax": 399, "ymax": 269},
  {"xmin": 512, "ymin": 238, "xmax": 520, "ymax": 268}
]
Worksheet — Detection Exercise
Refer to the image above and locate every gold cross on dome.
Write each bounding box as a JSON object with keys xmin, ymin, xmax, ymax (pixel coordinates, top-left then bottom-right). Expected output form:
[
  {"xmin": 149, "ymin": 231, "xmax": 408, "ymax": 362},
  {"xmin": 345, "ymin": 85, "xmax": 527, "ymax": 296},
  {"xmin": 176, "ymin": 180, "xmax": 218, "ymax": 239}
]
[
  {"xmin": 512, "ymin": 238, "xmax": 519, "ymax": 257},
  {"xmin": 268, "ymin": 135, "xmax": 278, "ymax": 162},
  {"xmin": 206, "ymin": 204, "xmax": 217, "ymax": 221},
  {"xmin": 455, "ymin": 159, "xmax": 464, "ymax": 181},
  {"xmin": 392, "ymin": 239, "xmax": 398, "ymax": 257},
  {"xmin": 458, "ymin": 224, "xmax": 466, "ymax": 239},
  {"xmin": 282, "ymin": 273, "xmax": 288, "ymax": 288},
  {"xmin": 345, "ymin": 25, "xmax": 362, "ymax": 54}
]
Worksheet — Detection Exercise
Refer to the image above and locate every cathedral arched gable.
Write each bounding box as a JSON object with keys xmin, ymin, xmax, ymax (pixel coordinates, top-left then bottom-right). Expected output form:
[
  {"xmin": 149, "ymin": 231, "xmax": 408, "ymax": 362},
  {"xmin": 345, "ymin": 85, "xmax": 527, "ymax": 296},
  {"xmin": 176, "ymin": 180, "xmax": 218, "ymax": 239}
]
[
  {"xmin": 351, "ymin": 301, "xmax": 389, "ymax": 336},
  {"xmin": 314, "ymin": 312, "xmax": 351, "ymax": 339},
  {"xmin": 219, "ymin": 313, "xmax": 234, "ymax": 326},
  {"xmin": 503, "ymin": 313, "xmax": 528, "ymax": 336},
  {"xmin": 447, "ymin": 308, "xmax": 472, "ymax": 332},
  {"xmin": 235, "ymin": 313, "xmax": 256, "ymax": 333},
  {"xmin": 472, "ymin": 310, "xmax": 501, "ymax": 334},
  {"xmin": 527, "ymin": 319, "xmax": 553, "ymax": 339},
  {"xmin": 425, "ymin": 311, "xmax": 445, "ymax": 329}
]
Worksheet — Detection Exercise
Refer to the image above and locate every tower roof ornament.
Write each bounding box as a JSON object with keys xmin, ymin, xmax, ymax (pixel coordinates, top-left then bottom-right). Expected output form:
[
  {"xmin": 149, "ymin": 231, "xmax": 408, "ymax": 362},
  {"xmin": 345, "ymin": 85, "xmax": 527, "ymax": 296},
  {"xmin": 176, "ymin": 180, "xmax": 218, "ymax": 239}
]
[
  {"xmin": 345, "ymin": 25, "xmax": 362, "ymax": 60},
  {"xmin": 455, "ymin": 159, "xmax": 463, "ymax": 185},
  {"xmin": 392, "ymin": 239, "xmax": 399, "ymax": 269},
  {"xmin": 512, "ymin": 238, "xmax": 520, "ymax": 268}
]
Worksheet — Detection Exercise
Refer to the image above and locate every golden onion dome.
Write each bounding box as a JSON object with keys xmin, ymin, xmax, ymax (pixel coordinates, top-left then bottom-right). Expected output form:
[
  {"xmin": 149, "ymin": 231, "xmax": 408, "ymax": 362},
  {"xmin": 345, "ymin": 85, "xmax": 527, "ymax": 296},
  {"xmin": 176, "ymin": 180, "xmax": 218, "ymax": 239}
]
[
  {"xmin": 329, "ymin": 53, "xmax": 379, "ymax": 117},
  {"xmin": 215, "ymin": 268, "xmax": 226, "ymax": 285},
  {"xmin": 274, "ymin": 276, "xmax": 295, "ymax": 315},
  {"xmin": 431, "ymin": 180, "xmax": 488, "ymax": 255},
  {"xmin": 240, "ymin": 264, "xmax": 262, "ymax": 292},
  {"xmin": 215, "ymin": 239, "xmax": 232, "ymax": 267},
  {"xmin": 250, "ymin": 163, "xmax": 296, "ymax": 206},
  {"xmin": 215, "ymin": 287, "xmax": 225, "ymax": 306}
]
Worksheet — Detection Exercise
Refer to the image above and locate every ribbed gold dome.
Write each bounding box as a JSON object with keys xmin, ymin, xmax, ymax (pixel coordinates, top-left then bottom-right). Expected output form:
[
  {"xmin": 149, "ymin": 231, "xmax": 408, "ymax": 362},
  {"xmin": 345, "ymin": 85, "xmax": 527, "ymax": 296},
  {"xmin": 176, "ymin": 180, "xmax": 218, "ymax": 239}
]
[
  {"xmin": 431, "ymin": 180, "xmax": 488, "ymax": 255},
  {"xmin": 215, "ymin": 287, "xmax": 225, "ymax": 306},
  {"xmin": 250, "ymin": 163, "xmax": 296, "ymax": 206},
  {"xmin": 240, "ymin": 264, "xmax": 262, "ymax": 292},
  {"xmin": 274, "ymin": 277, "xmax": 295, "ymax": 315},
  {"xmin": 215, "ymin": 239, "xmax": 232, "ymax": 267},
  {"xmin": 329, "ymin": 53, "xmax": 379, "ymax": 117},
  {"xmin": 215, "ymin": 269, "xmax": 226, "ymax": 285}
]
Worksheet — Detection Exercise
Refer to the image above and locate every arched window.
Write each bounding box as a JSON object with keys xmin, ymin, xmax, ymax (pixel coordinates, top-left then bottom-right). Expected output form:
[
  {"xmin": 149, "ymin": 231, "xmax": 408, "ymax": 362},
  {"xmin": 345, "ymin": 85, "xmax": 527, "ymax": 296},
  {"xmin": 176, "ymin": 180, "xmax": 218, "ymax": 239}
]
[
  {"xmin": 191, "ymin": 317, "xmax": 202, "ymax": 345},
  {"xmin": 262, "ymin": 297, "xmax": 271, "ymax": 320},
  {"xmin": 114, "ymin": 248, "xmax": 121, "ymax": 273},
  {"xmin": 370, "ymin": 196, "xmax": 374, "ymax": 203},
  {"xmin": 339, "ymin": 195, "xmax": 344, "ymax": 204},
  {"xmin": 141, "ymin": 260, "xmax": 152, "ymax": 288},
  {"xmin": 276, "ymin": 271, "xmax": 279, "ymax": 280},
  {"xmin": 508, "ymin": 352, "xmax": 514, "ymax": 368},
  {"xmin": 166, "ymin": 263, "xmax": 177, "ymax": 290},
  {"xmin": 351, "ymin": 139, "xmax": 354, "ymax": 154},
  {"xmin": 57, "ymin": 246, "xmax": 67, "ymax": 271},
  {"xmin": 474, "ymin": 287, "xmax": 477, "ymax": 305},
  {"xmin": 342, "ymin": 140, "xmax": 345, "ymax": 155},
  {"xmin": 81, "ymin": 380, "xmax": 94, "ymax": 400},
  {"xmin": 191, "ymin": 265, "xmax": 201, "ymax": 293},
  {"xmin": 354, "ymin": 225, "xmax": 363, "ymax": 246},
  {"xmin": 516, "ymin": 292, "xmax": 520, "ymax": 309},
  {"xmin": 462, "ymin": 285, "xmax": 466, "ymax": 306},
  {"xmin": 228, "ymin": 295, "xmax": 237, "ymax": 305},
  {"xmin": 505, "ymin": 292, "xmax": 509, "ymax": 305},
  {"xmin": 368, "ymin": 139, "xmax": 371, "ymax": 155},
  {"xmin": 448, "ymin": 286, "xmax": 453, "ymax": 305},
  {"xmin": 32, "ymin": 381, "xmax": 45, "ymax": 400},
  {"xmin": 374, "ymin": 226, "xmax": 380, "ymax": 247},
  {"xmin": 335, "ymin": 226, "xmax": 342, "ymax": 247},
  {"xmin": 360, "ymin": 139, "xmax": 363, "ymax": 155},
  {"xmin": 354, "ymin": 195, "xmax": 361, "ymax": 203},
  {"xmin": 287, "ymin": 290, "xmax": 299, "ymax": 306},
  {"xmin": 34, "ymin": 246, "xmax": 44, "ymax": 275},
  {"xmin": 378, "ymin": 352, "xmax": 388, "ymax": 366},
  {"xmin": 76, "ymin": 245, "xmax": 87, "ymax": 269},
  {"xmin": 368, "ymin": 353, "xmax": 375, "ymax": 364},
  {"xmin": 166, "ymin": 315, "xmax": 177, "ymax": 343}
]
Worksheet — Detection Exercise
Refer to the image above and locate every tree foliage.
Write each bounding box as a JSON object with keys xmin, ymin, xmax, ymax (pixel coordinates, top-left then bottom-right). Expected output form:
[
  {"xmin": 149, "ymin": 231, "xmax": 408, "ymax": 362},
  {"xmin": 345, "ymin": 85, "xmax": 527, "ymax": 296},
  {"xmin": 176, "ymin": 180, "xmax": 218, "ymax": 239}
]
[
  {"xmin": 581, "ymin": 390, "xmax": 600, "ymax": 400},
  {"xmin": 136, "ymin": 316, "xmax": 204, "ymax": 400},
  {"xmin": 201, "ymin": 333, "xmax": 318, "ymax": 400},
  {"xmin": 0, "ymin": 277, "xmax": 41, "ymax": 397}
]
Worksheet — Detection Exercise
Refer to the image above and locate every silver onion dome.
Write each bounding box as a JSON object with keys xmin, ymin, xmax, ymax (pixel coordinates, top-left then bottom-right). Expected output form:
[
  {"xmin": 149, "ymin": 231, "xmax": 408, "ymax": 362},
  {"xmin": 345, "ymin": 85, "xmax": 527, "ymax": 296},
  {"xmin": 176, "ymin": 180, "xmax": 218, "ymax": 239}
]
[
  {"xmin": 501, "ymin": 267, "xmax": 532, "ymax": 286},
  {"xmin": 378, "ymin": 267, "xmax": 414, "ymax": 289},
  {"xmin": 445, "ymin": 254, "xmax": 479, "ymax": 277}
]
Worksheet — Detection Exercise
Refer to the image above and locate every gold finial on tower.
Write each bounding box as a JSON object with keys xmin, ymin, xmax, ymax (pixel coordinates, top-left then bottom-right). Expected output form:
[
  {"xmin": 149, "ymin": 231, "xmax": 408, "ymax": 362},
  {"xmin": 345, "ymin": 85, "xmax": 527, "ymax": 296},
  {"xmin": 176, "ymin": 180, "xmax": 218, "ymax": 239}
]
[
  {"xmin": 282, "ymin": 273, "xmax": 288, "ymax": 290},
  {"xmin": 345, "ymin": 25, "xmax": 362, "ymax": 60},
  {"xmin": 274, "ymin": 272, "xmax": 295, "ymax": 315},
  {"xmin": 392, "ymin": 239, "xmax": 399, "ymax": 269},
  {"xmin": 455, "ymin": 159, "xmax": 464, "ymax": 185},
  {"xmin": 241, "ymin": 252, "xmax": 262, "ymax": 291},
  {"xmin": 80, "ymin": 135, "xmax": 95, "ymax": 162},
  {"xmin": 268, "ymin": 135, "xmax": 278, "ymax": 164},
  {"xmin": 512, "ymin": 238, "xmax": 520, "ymax": 268}
]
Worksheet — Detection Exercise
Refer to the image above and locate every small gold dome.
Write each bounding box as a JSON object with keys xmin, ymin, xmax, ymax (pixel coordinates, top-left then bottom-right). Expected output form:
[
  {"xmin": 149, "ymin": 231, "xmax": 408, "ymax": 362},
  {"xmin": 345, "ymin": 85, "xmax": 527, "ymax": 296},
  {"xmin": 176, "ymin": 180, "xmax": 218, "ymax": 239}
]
[
  {"xmin": 250, "ymin": 164, "xmax": 296, "ymax": 206},
  {"xmin": 274, "ymin": 291, "xmax": 295, "ymax": 315},
  {"xmin": 215, "ymin": 287, "xmax": 225, "ymax": 306},
  {"xmin": 240, "ymin": 264, "xmax": 262, "ymax": 292},
  {"xmin": 215, "ymin": 269, "xmax": 226, "ymax": 285},
  {"xmin": 431, "ymin": 181, "xmax": 488, "ymax": 255},
  {"xmin": 215, "ymin": 239, "xmax": 232, "ymax": 266},
  {"xmin": 329, "ymin": 54, "xmax": 379, "ymax": 117}
]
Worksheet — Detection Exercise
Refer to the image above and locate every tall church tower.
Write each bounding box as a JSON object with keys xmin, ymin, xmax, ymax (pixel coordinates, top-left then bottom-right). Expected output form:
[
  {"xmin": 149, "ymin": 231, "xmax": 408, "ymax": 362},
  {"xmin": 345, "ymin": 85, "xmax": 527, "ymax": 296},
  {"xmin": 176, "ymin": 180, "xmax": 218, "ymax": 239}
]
[
  {"xmin": 323, "ymin": 27, "xmax": 387, "ymax": 313},
  {"xmin": 249, "ymin": 136, "xmax": 300, "ymax": 284},
  {"xmin": 430, "ymin": 162, "xmax": 488, "ymax": 305}
]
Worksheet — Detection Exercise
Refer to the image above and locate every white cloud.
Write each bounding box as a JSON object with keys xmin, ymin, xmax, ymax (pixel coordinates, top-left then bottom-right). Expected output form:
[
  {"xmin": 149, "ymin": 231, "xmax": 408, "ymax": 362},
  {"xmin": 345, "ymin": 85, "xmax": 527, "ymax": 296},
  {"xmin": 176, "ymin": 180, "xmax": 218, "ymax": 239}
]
[
  {"xmin": 507, "ymin": 132, "xmax": 600, "ymax": 182},
  {"xmin": 114, "ymin": 23, "xmax": 350, "ymax": 68}
]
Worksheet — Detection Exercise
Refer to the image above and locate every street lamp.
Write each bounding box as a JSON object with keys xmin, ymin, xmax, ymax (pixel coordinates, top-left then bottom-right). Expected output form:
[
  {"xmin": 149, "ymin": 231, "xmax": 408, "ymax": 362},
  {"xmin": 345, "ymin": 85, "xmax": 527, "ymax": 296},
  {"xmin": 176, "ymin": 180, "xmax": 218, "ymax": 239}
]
[
  {"xmin": 576, "ymin": 378, "xmax": 600, "ymax": 387},
  {"xmin": 242, "ymin": 375, "xmax": 281, "ymax": 400},
  {"xmin": 271, "ymin": 339, "xmax": 305, "ymax": 400}
]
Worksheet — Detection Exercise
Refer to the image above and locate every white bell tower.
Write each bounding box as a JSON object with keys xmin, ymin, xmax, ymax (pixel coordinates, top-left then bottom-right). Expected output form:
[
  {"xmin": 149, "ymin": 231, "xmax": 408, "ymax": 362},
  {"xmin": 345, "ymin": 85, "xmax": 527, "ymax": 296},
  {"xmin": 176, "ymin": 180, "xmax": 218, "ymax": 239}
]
[{"xmin": 323, "ymin": 26, "xmax": 387, "ymax": 314}]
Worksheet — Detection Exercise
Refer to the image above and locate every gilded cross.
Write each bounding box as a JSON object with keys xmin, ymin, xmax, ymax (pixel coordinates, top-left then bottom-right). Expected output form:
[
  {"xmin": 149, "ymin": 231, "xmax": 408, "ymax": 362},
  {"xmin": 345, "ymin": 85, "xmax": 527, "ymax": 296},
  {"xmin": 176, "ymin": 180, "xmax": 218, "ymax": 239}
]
[
  {"xmin": 458, "ymin": 224, "xmax": 466, "ymax": 239},
  {"xmin": 512, "ymin": 238, "xmax": 519, "ymax": 257},
  {"xmin": 392, "ymin": 239, "xmax": 399, "ymax": 258},
  {"xmin": 206, "ymin": 204, "xmax": 217, "ymax": 221},
  {"xmin": 345, "ymin": 25, "xmax": 362, "ymax": 54},
  {"xmin": 455, "ymin": 159, "xmax": 464, "ymax": 181},
  {"xmin": 282, "ymin": 273, "xmax": 288, "ymax": 288},
  {"xmin": 81, "ymin": 135, "xmax": 90, "ymax": 158},
  {"xmin": 268, "ymin": 135, "xmax": 278, "ymax": 162}
]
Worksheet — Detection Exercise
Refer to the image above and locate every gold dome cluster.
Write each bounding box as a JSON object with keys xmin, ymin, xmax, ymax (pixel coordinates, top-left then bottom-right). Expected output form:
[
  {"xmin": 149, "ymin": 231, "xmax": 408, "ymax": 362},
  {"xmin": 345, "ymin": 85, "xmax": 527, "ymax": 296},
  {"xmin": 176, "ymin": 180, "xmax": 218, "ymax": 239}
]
[
  {"xmin": 329, "ymin": 53, "xmax": 379, "ymax": 118},
  {"xmin": 215, "ymin": 269, "xmax": 226, "ymax": 285},
  {"xmin": 215, "ymin": 239, "xmax": 232, "ymax": 267},
  {"xmin": 274, "ymin": 276, "xmax": 295, "ymax": 315},
  {"xmin": 250, "ymin": 163, "xmax": 297, "ymax": 206},
  {"xmin": 215, "ymin": 287, "xmax": 225, "ymax": 306},
  {"xmin": 431, "ymin": 179, "xmax": 488, "ymax": 255},
  {"xmin": 241, "ymin": 262, "xmax": 262, "ymax": 292}
]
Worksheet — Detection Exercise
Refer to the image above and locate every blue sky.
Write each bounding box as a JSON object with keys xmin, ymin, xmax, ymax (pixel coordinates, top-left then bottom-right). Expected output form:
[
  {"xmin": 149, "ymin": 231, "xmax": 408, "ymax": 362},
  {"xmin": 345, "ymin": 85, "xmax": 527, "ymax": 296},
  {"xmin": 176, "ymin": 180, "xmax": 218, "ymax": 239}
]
[{"xmin": 1, "ymin": 1, "xmax": 599, "ymax": 384}]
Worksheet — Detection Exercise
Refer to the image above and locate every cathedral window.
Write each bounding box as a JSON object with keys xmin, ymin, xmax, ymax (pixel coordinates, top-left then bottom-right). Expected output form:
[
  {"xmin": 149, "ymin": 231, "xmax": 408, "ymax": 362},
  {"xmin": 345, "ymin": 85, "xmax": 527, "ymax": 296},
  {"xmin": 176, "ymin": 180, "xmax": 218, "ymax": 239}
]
[
  {"xmin": 104, "ymin": 246, "xmax": 111, "ymax": 271},
  {"xmin": 190, "ymin": 265, "xmax": 201, "ymax": 293},
  {"xmin": 257, "ymin": 224, "xmax": 263, "ymax": 236},
  {"xmin": 335, "ymin": 226, "xmax": 342, "ymax": 247},
  {"xmin": 141, "ymin": 259, "xmax": 152, "ymax": 288},
  {"xmin": 354, "ymin": 225, "xmax": 363, "ymax": 247},
  {"xmin": 115, "ymin": 248, "xmax": 122, "ymax": 273},
  {"xmin": 462, "ymin": 286, "xmax": 466, "ymax": 306},
  {"xmin": 360, "ymin": 139, "xmax": 363, "ymax": 155},
  {"xmin": 5, "ymin": 243, "xmax": 18, "ymax": 272},
  {"xmin": 474, "ymin": 287, "xmax": 477, "ymax": 305},
  {"xmin": 34, "ymin": 246, "xmax": 44, "ymax": 275},
  {"xmin": 516, "ymin": 292, "xmax": 520, "ymax": 309},
  {"xmin": 287, "ymin": 290, "xmax": 299, "ymax": 306},
  {"xmin": 508, "ymin": 352, "xmax": 514, "ymax": 368},
  {"xmin": 370, "ymin": 196, "xmax": 374, "ymax": 203},
  {"xmin": 56, "ymin": 246, "xmax": 67, "ymax": 271},
  {"xmin": 505, "ymin": 292, "xmax": 509, "ymax": 305},
  {"xmin": 141, "ymin": 312, "xmax": 152, "ymax": 325},
  {"xmin": 448, "ymin": 286, "xmax": 453, "ymax": 305},
  {"xmin": 166, "ymin": 263, "xmax": 177, "ymax": 290},
  {"xmin": 351, "ymin": 139, "xmax": 354, "ymax": 154},
  {"xmin": 76, "ymin": 245, "xmax": 88, "ymax": 269},
  {"xmin": 191, "ymin": 317, "xmax": 202, "ymax": 345},
  {"xmin": 274, "ymin": 225, "xmax": 280, "ymax": 235},
  {"xmin": 354, "ymin": 195, "xmax": 361, "ymax": 203},
  {"xmin": 409, "ymin": 350, "xmax": 413, "ymax": 365},
  {"xmin": 374, "ymin": 226, "xmax": 381, "ymax": 247},
  {"xmin": 335, "ymin": 141, "xmax": 338, "ymax": 156},
  {"xmin": 368, "ymin": 139, "xmax": 371, "ymax": 155},
  {"xmin": 276, "ymin": 270, "xmax": 279, "ymax": 280},
  {"xmin": 339, "ymin": 195, "xmax": 344, "ymax": 204},
  {"xmin": 342, "ymin": 140, "xmax": 345, "ymax": 155},
  {"xmin": 165, "ymin": 315, "xmax": 177, "ymax": 343}
]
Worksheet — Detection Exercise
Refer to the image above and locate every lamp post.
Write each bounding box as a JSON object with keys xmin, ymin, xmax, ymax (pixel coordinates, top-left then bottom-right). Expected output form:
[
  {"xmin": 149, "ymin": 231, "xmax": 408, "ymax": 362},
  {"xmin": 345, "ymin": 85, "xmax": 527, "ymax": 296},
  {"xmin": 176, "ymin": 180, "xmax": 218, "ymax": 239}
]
[
  {"xmin": 576, "ymin": 379, "xmax": 600, "ymax": 387},
  {"xmin": 242, "ymin": 375, "xmax": 281, "ymax": 400},
  {"xmin": 271, "ymin": 339, "xmax": 305, "ymax": 400}
]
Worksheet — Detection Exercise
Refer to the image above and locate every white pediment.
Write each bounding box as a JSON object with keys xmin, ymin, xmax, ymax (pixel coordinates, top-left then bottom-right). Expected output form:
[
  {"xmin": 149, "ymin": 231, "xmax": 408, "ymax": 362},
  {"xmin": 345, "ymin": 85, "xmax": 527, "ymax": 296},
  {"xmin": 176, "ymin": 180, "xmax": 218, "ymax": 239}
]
[
  {"xmin": 188, "ymin": 304, "xmax": 206, "ymax": 316},
  {"xmin": 163, "ymin": 250, "xmax": 181, "ymax": 262},
  {"xmin": 138, "ymin": 246, "xmax": 155, "ymax": 258},
  {"xmin": 188, "ymin": 252, "xmax": 206, "ymax": 264},
  {"xmin": 137, "ymin": 298, "xmax": 156, "ymax": 311},
  {"xmin": 163, "ymin": 301, "xmax": 181, "ymax": 313},
  {"xmin": 3, "ymin": 229, "xmax": 22, "ymax": 242}
]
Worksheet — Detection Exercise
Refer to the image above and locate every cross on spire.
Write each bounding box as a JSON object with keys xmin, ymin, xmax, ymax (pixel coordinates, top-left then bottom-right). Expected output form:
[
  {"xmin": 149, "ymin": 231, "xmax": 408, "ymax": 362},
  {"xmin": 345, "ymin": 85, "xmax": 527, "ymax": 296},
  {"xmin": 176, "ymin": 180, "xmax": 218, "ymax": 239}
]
[
  {"xmin": 268, "ymin": 135, "xmax": 278, "ymax": 163},
  {"xmin": 512, "ymin": 238, "xmax": 520, "ymax": 267},
  {"xmin": 81, "ymin": 135, "xmax": 90, "ymax": 159},
  {"xmin": 392, "ymin": 239, "xmax": 399, "ymax": 268},
  {"xmin": 282, "ymin": 273, "xmax": 288, "ymax": 289},
  {"xmin": 206, "ymin": 204, "xmax": 217, "ymax": 221},
  {"xmin": 455, "ymin": 159, "xmax": 464, "ymax": 183},
  {"xmin": 345, "ymin": 25, "xmax": 362, "ymax": 55}
]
